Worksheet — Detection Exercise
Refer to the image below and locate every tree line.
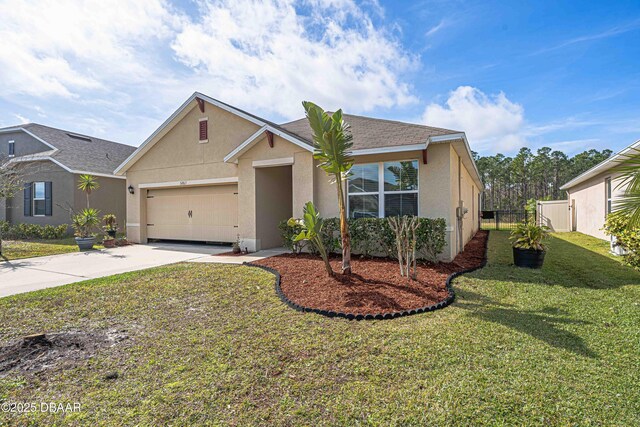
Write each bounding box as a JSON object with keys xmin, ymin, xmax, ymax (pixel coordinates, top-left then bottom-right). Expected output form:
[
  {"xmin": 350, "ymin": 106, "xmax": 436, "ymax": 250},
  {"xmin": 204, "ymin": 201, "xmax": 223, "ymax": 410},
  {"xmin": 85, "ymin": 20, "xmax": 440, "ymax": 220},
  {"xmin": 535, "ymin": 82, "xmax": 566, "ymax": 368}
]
[{"xmin": 473, "ymin": 147, "xmax": 613, "ymax": 211}]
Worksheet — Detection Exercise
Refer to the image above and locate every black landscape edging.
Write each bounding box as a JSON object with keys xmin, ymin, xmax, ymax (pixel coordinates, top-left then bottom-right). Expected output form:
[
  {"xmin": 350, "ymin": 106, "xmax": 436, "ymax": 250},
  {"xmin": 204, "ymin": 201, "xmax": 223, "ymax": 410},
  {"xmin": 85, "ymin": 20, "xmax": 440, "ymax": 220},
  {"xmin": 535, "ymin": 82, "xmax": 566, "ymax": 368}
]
[{"xmin": 245, "ymin": 231, "xmax": 490, "ymax": 321}]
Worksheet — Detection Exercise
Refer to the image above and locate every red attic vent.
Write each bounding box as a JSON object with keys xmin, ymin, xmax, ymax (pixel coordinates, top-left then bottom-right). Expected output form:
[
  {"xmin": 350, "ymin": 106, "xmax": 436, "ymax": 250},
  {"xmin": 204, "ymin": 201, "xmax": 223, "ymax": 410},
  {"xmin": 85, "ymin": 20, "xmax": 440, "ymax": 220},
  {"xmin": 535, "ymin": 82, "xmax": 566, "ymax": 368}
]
[{"xmin": 199, "ymin": 119, "xmax": 208, "ymax": 142}]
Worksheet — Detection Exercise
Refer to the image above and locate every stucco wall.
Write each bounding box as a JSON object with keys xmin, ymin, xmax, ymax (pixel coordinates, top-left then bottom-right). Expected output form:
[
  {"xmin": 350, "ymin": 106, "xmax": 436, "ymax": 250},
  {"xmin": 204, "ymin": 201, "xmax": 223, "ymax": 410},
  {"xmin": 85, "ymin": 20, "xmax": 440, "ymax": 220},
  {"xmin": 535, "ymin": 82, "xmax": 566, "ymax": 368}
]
[
  {"xmin": 72, "ymin": 174, "xmax": 127, "ymax": 232},
  {"xmin": 313, "ymin": 143, "xmax": 462, "ymax": 260},
  {"xmin": 3, "ymin": 162, "xmax": 127, "ymax": 232},
  {"xmin": 5, "ymin": 161, "xmax": 75, "ymax": 228},
  {"xmin": 0, "ymin": 130, "xmax": 51, "ymax": 158},
  {"xmin": 236, "ymin": 133, "xmax": 313, "ymax": 250},
  {"xmin": 566, "ymin": 171, "xmax": 625, "ymax": 240},
  {"xmin": 125, "ymin": 100, "xmax": 260, "ymax": 243}
]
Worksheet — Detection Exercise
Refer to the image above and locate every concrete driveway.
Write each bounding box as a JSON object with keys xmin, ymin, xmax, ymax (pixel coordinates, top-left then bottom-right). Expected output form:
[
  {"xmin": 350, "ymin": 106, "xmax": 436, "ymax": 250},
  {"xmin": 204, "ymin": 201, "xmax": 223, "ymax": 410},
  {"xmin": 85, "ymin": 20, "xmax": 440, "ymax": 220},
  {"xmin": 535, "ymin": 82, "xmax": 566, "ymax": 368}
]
[
  {"xmin": 1, "ymin": 243, "xmax": 288, "ymax": 298},
  {"xmin": 0, "ymin": 243, "xmax": 228, "ymax": 298}
]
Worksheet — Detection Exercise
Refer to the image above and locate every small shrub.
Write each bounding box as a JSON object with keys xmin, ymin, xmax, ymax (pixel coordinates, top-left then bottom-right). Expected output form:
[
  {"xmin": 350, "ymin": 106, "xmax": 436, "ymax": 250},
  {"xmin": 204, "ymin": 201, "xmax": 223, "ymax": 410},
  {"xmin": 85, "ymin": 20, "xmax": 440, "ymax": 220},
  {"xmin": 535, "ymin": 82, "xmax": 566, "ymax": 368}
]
[
  {"xmin": 0, "ymin": 220, "xmax": 9, "ymax": 237},
  {"xmin": 321, "ymin": 217, "xmax": 341, "ymax": 254},
  {"xmin": 41, "ymin": 225, "xmax": 58, "ymax": 239},
  {"xmin": 280, "ymin": 216, "xmax": 447, "ymax": 261},
  {"xmin": 279, "ymin": 219, "xmax": 308, "ymax": 254},
  {"xmin": 604, "ymin": 212, "xmax": 640, "ymax": 269},
  {"xmin": 0, "ymin": 222, "xmax": 69, "ymax": 240}
]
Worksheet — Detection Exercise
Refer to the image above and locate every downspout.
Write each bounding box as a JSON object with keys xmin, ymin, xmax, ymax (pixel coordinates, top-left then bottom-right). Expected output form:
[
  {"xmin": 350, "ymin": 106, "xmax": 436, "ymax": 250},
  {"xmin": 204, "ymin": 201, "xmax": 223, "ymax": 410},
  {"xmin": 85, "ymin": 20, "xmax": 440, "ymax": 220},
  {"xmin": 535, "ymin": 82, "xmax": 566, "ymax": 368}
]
[{"xmin": 457, "ymin": 156, "xmax": 463, "ymax": 254}]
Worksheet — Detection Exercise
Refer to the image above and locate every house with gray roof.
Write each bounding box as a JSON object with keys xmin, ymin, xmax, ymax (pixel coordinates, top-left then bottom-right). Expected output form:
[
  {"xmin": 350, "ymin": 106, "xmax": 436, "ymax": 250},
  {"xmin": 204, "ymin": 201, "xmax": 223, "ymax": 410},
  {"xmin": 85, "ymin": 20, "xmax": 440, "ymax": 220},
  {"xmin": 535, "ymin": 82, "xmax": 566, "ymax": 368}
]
[
  {"xmin": 0, "ymin": 124, "xmax": 135, "ymax": 231},
  {"xmin": 115, "ymin": 92, "xmax": 483, "ymax": 261}
]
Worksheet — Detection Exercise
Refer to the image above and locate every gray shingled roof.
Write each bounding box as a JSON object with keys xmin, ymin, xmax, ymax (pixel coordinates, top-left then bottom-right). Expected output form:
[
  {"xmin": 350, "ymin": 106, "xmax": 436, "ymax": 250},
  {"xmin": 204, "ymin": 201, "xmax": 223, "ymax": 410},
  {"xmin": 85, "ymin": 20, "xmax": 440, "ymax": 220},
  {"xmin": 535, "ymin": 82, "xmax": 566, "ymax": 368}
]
[
  {"xmin": 279, "ymin": 114, "xmax": 460, "ymax": 150},
  {"xmin": 5, "ymin": 123, "xmax": 136, "ymax": 175}
]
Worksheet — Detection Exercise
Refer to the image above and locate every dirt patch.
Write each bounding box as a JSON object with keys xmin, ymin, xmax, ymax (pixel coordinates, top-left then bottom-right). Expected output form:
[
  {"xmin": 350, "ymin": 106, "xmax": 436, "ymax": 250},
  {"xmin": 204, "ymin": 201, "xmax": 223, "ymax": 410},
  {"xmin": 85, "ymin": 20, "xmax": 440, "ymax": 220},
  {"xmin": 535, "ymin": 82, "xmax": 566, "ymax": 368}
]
[
  {"xmin": 255, "ymin": 230, "xmax": 488, "ymax": 316},
  {"xmin": 0, "ymin": 329, "xmax": 129, "ymax": 377}
]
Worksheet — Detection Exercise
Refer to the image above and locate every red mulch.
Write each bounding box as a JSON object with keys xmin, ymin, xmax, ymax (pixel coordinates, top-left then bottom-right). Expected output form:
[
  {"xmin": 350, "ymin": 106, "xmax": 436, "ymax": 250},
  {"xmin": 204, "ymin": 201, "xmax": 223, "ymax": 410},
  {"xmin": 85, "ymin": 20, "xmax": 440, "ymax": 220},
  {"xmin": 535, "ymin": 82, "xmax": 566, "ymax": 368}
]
[{"xmin": 254, "ymin": 230, "xmax": 488, "ymax": 316}]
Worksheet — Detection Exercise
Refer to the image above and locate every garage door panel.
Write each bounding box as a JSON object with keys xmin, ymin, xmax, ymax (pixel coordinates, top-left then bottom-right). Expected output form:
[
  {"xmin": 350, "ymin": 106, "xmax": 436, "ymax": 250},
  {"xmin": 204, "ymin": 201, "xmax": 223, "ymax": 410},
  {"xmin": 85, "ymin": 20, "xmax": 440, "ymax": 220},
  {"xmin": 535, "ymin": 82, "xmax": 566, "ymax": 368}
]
[{"xmin": 146, "ymin": 185, "xmax": 238, "ymax": 242}]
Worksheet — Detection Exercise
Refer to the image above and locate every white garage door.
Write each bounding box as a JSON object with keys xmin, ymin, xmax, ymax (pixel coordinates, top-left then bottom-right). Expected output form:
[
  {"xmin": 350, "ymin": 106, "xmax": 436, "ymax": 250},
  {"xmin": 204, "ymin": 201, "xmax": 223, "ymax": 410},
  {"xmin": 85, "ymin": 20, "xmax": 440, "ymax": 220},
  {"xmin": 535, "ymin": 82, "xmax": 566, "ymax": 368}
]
[{"xmin": 146, "ymin": 185, "xmax": 238, "ymax": 242}]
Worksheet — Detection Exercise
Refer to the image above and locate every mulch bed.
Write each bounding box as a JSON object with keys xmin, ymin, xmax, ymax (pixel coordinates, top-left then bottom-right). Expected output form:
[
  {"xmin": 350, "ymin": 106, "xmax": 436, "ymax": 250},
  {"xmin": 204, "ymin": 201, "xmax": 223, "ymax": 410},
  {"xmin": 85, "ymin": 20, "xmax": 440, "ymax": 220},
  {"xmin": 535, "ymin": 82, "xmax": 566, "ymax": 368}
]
[{"xmin": 254, "ymin": 230, "xmax": 488, "ymax": 317}]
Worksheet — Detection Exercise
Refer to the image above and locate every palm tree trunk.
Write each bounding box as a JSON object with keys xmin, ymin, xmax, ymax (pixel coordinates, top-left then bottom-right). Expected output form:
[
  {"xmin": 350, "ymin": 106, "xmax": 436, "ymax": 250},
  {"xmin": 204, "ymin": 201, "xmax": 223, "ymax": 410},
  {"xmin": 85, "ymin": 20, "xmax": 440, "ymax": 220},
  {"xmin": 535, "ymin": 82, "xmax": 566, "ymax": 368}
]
[
  {"xmin": 86, "ymin": 192, "xmax": 90, "ymax": 209},
  {"xmin": 335, "ymin": 173, "xmax": 351, "ymax": 275}
]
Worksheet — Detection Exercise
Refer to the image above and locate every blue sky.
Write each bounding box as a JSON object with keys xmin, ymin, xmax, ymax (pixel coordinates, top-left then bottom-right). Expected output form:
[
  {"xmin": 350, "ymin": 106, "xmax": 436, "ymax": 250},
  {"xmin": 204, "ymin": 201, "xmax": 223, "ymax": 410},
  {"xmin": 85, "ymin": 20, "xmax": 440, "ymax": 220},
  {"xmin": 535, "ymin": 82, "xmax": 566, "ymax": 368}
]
[{"xmin": 0, "ymin": 0, "xmax": 639, "ymax": 156}]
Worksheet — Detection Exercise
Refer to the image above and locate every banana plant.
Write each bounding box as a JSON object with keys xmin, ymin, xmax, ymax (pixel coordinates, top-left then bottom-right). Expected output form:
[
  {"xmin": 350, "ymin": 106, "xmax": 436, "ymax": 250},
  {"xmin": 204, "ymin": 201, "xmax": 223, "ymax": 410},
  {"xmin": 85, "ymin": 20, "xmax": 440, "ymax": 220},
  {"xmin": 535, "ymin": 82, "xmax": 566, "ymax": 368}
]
[
  {"xmin": 302, "ymin": 101, "xmax": 353, "ymax": 275},
  {"xmin": 510, "ymin": 221, "xmax": 550, "ymax": 251},
  {"xmin": 288, "ymin": 201, "xmax": 333, "ymax": 276}
]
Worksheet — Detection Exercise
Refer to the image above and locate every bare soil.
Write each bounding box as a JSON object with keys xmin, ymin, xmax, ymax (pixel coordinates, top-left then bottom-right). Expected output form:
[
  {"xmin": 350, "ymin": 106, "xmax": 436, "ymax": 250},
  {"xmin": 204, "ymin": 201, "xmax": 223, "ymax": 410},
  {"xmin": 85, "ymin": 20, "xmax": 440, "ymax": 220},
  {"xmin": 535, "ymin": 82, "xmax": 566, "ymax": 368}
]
[
  {"xmin": 255, "ymin": 230, "xmax": 488, "ymax": 315},
  {"xmin": 0, "ymin": 329, "xmax": 129, "ymax": 377}
]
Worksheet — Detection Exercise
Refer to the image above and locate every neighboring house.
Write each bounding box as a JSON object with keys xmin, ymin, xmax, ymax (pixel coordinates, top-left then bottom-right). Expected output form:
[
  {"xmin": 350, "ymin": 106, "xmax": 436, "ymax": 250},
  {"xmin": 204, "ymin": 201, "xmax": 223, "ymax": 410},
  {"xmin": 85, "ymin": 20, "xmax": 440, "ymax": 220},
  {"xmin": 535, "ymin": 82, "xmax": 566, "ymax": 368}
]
[
  {"xmin": 0, "ymin": 124, "xmax": 136, "ymax": 231},
  {"xmin": 560, "ymin": 139, "xmax": 639, "ymax": 240},
  {"xmin": 115, "ymin": 92, "xmax": 483, "ymax": 261}
]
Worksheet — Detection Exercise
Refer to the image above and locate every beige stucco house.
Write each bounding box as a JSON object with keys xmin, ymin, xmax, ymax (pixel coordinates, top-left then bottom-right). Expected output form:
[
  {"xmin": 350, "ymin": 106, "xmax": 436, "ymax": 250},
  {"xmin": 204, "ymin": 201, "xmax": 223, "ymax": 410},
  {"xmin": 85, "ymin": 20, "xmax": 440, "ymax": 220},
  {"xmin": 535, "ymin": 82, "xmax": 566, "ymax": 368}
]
[
  {"xmin": 115, "ymin": 92, "xmax": 483, "ymax": 261},
  {"xmin": 560, "ymin": 139, "xmax": 639, "ymax": 240}
]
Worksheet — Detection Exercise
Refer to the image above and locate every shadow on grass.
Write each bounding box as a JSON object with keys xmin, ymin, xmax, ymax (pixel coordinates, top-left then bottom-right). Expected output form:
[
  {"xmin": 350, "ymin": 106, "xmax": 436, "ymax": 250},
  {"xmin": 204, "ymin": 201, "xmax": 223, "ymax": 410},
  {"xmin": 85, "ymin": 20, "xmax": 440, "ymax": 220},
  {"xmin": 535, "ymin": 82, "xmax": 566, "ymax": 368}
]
[
  {"xmin": 456, "ymin": 289, "xmax": 598, "ymax": 358},
  {"xmin": 446, "ymin": 231, "xmax": 634, "ymax": 359},
  {"xmin": 474, "ymin": 232, "xmax": 640, "ymax": 289}
]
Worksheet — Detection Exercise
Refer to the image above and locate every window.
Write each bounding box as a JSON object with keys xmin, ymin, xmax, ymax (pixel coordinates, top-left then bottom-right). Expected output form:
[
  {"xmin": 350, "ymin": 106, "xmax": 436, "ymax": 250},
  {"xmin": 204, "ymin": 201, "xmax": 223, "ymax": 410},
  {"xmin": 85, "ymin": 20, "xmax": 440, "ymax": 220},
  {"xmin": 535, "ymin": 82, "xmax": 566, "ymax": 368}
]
[
  {"xmin": 8, "ymin": 140, "xmax": 14, "ymax": 157},
  {"xmin": 606, "ymin": 177, "xmax": 612, "ymax": 216},
  {"xmin": 33, "ymin": 182, "xmax": 46, "ymax": 216},
  {"xmin": 199, "ymin": 118, "xmax": 208, "ymax": 143},
  {"xmin": 348, "ymin": 160, "xmax": 418, "ymax": 218}
]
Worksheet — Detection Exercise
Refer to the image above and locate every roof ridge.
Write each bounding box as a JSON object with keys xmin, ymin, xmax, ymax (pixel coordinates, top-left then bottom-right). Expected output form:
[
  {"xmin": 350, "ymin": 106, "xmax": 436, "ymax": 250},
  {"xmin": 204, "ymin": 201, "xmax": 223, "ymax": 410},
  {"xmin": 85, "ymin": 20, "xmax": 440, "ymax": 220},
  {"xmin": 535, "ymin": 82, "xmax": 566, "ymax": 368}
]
[{"xmin": 279, "ymin": 113, "xmax": 461, "ymax": 134}]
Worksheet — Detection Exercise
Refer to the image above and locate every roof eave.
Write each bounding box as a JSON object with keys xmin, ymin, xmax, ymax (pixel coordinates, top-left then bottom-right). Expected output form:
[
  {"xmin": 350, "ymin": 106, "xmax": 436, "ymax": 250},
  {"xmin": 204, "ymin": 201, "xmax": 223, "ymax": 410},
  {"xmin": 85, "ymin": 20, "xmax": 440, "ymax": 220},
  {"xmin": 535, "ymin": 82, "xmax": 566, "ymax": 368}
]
[
  {"xmin": 560, "ymin": 138, "xmax": 640, "ymax": 190},
  {"xmin": 429, "ymin": 133, "xmax": 484, "ymax": 190},
  {"xmin": 115, "ymin": 92, "xmax": 276, "ymax": 175},
  {"xmin": 224, "ymin": 124, "xmax": 313, "ymax": 163}
]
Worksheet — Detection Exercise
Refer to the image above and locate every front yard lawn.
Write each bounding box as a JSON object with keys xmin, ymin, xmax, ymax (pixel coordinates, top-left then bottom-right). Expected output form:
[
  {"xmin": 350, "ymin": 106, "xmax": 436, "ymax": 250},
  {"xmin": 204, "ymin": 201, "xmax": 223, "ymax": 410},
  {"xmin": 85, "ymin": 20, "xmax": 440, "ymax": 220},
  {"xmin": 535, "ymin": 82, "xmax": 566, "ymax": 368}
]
[
  {"xmin": 0, "ymin": 231, "xmax": 638, "ymax": 425},
  {"xmin": 1, "ymin": 238, "xmax": 103, "ymax": 261}
]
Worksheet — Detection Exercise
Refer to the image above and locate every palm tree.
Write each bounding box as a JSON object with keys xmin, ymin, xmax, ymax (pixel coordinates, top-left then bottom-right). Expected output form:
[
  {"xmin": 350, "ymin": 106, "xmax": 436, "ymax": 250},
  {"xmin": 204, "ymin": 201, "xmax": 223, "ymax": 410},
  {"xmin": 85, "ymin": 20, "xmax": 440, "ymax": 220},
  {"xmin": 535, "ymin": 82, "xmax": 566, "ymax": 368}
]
[
  {"xmin": 77, "ymin": 174, "xmax": 100, "ymax": 208},
  {"xmin": 303, "ymin": 101, "xmax": 354, "ymax": 275},
  {"xmin": 612, "ymin": 148, "xmax": 640, "ymax": 228}
]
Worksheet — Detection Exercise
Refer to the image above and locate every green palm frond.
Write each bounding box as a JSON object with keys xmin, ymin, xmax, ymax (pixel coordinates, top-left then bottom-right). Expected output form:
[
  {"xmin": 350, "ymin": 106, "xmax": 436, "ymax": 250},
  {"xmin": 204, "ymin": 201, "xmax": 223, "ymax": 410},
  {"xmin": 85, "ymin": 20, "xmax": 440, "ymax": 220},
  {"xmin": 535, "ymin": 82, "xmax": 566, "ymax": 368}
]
[
  {"xmin": 77, "ymin": 174, "xmax": 100, "ymax": 193},
  {"xmin": 302, "ymin": 102, "xmax": 354, "ymax": 176},
  {"xmin": 612, "ymin": 148, "xmax": 640, "ymax": 228}
]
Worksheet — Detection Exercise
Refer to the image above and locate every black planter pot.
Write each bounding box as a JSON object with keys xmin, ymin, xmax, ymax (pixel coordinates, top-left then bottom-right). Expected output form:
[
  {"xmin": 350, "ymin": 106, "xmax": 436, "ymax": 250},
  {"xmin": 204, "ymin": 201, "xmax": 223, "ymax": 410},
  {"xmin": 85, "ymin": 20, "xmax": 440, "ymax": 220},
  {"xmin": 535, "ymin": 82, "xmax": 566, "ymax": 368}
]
[
  {"xmin": 107, "ymin": 230, "xmax": 117, "ymax": 238},
  {"xmin": 513, "ymin": 247, "xmax": 545, "ymax": 269}
]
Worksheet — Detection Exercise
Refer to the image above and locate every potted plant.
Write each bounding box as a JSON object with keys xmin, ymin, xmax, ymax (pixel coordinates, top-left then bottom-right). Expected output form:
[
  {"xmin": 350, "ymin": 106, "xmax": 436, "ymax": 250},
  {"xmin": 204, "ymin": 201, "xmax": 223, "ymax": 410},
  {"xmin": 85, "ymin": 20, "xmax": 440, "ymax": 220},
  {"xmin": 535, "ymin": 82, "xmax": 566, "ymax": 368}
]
[
  {"xmin": 103, "ymin": 214, "xmax": 118, "ymax": 238},
  {"xmin": 510, "ymin": 221, "xmax": 550, "ymax": 268},
  {"xmin": 72, "ymin": 208, "xmax": 100, "ymax": 250}
]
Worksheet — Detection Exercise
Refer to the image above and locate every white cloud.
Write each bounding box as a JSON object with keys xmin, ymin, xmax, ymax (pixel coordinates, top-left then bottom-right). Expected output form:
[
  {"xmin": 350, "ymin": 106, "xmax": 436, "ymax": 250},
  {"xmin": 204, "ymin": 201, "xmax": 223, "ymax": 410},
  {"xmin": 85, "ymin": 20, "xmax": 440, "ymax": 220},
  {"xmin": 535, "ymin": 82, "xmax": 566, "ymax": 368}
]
[
  {"xmin": 0, "ymin": 0, "xmax": 419, "ymax": 143},
  {"xmin": 0, "ymin": 0, "xmax": 180, "ymax": 98},
  {"xmin": 422, "ymin": 86, "xmax": 525, "ymax": 152},
  {"xmin": 425, "ymin": 19, "xmax": 447, "ymax": 37},
  {"xmin": 171, "ymin": 0, "xmax": 418, "ymax": 118},
  {"xmin": 14, "ymin": 114, "xmax": 29, "ymax": 124}
]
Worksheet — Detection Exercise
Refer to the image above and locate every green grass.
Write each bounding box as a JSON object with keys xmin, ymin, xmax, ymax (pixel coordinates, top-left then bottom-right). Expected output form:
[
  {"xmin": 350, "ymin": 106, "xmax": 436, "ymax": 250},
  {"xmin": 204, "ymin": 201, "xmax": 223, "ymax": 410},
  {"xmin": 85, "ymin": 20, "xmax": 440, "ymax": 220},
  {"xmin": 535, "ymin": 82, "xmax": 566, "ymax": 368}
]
[
  {"xmin": 0, "ymin": 231, "xmax": 638, "ymax": 426},
  {"xmin": 1, "ymin": 238, "xmax": 104, "ymax": 261}
]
